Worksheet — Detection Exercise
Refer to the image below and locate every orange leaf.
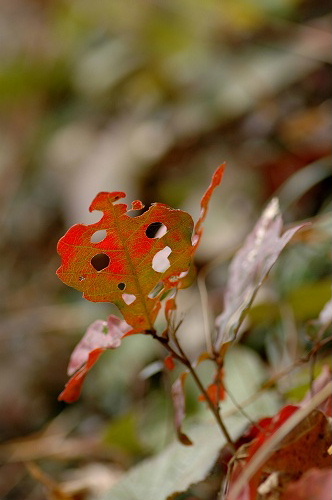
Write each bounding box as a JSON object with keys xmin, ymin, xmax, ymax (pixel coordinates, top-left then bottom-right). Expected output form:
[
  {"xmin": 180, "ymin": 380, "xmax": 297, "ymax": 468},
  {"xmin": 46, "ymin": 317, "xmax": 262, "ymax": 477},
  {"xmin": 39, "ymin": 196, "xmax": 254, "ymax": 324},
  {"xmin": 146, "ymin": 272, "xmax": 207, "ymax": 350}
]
[
  {"xmin": 58, "ymin": 348, "xmax": 105, "ymax": 403},
  {"xmin": 193, "ymin": 163, "xmax": 226, "ymax": 250},
  {"xmin": 56, "ymin": 167, "xmax": 226, "ymax": 402},
  {"xmin": 164, "ymin": 355, "xmax": 176, "ymax": 371},
  {"xmin": 59, "ymin": 315, "xmax": 131, "ymax": 403},
  {"xmin": 199, "ymin": 367, "xmax": 226, "ymax": 405},
  {"xmin": 57, "ymin": 192, "xmax": 194, "ymax": 333}
]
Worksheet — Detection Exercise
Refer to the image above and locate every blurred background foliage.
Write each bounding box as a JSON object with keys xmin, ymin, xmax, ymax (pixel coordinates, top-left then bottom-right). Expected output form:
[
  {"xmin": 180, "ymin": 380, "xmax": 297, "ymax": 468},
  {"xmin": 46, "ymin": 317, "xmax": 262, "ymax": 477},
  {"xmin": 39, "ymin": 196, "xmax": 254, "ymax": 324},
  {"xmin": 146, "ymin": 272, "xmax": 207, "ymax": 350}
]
[{"xmin": 0, "ymin": 0, "xmax": 331, "ymax": 499}]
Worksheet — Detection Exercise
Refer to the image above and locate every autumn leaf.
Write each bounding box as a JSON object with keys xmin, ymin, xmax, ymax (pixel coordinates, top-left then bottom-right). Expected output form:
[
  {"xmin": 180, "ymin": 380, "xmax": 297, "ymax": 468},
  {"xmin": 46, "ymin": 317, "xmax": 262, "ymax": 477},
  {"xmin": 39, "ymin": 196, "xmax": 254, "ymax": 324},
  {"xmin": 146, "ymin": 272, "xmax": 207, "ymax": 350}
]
[
  {"xmin": 58, "ymin": 315, "xmax": 131, "ymax": 402},
  {"xmin": 179, "ymin": 163, "xmax": 226, "ymax": 288},
  {"xmin": 198, "ymin": 367, "xmax": 226, "ymax": 405},
  {"xmin": 226, "ymin": 406, "xmax": 299, "ymax": 500},
  {"xmin": 193, "ymin": 163, "xmax": 225, "ymax": 250},
  {"xmin": 164, "ymin": 355, "xmax": 176, "ymax": 371},
  {"xmin": 57, "ymin": 165, "xmax": 225, "ymax": 402},
  {"xmin": 280, "ymin": 468, "xmax": 332, "ymax": 500},
  {"xmin": 57, "ymin": 166, "xmax": 225, "ymax": 334},
  {"xmin": 67, "ymin": 315, "xmax": 131, "ymax": 376},
  {"xmin": 262, "ymin": 409, "xmax": 331, "ymax": 475},
  {"xmin": 215, "ymin": 198, "xmax": 306, "ymax": 350},
  {"xmin": 58, "ymin": 348, "xmax": 105, "ymax": 403},
  {"xmin": 57, "ymin": 192, "xmax": 194, "ymax": 333},
  {"xmin": 227, "ymin": 406, "xmax": 332, "ymax": 500}
]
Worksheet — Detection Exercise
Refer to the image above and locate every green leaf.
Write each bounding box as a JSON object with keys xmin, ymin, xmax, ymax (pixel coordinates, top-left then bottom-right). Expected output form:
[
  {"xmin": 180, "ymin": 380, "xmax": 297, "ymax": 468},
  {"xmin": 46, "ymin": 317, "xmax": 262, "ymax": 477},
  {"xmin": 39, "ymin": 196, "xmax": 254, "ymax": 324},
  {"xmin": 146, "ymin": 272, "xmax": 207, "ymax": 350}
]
[{"xmin": 99, "ymin": 347, "xmax": 280, "ymax": 500}]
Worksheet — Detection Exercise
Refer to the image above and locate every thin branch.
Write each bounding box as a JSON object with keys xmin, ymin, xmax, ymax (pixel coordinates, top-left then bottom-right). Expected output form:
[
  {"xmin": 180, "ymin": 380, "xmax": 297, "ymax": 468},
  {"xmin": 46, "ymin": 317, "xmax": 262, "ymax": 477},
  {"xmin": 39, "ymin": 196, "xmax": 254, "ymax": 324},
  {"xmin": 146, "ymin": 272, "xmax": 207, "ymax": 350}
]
[{"xmin": 172, "ymin": 333, "xmax": 235, "ymax": 450}]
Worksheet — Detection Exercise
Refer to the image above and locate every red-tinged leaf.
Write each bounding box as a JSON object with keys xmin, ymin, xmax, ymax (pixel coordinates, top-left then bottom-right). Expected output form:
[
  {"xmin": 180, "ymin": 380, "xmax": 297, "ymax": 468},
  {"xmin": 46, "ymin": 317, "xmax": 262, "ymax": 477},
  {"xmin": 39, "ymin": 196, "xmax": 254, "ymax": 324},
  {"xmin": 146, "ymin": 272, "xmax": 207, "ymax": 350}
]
[
  {"xmin": 165, "ymin": 297, "xmax": 177, "ymax": 322},
  {"xmin": 171, "ymin": 372, "xmax": 192, "ymax": 445},
  {"xmin": 262, "ymin": 409, "xmax": 331, "ymax": 473},
  {"xmin": 68, "ymin": 315, "xmax": 131, "ymax": 376},
  {"xmin": 199, "ymin": 367, "xmax": 226, "ymax": 405},
  {"xmin": 226, "ymin": 406, "xmax": 300, "ymax": 500},
  {"xmin": 59, "ymin": 315, "xmax": 131, "ymax": 402},
  {"xmin": 198, "ymin": 383, "xmax": 224, "ymax": 405},
  {"xmin": 57, "ymin": 192, "xmax": 194, "ymax": 333},
  {"xmin": 215, "ymin": 198, "xmax": 306, "ymax": 349},
  {"xmin": 280, "ymin": 468, "xmax": 332, "ymax": 500},
  {"xmin": 58, "ymin": 347, "xmax": 105, "ymax": 403},
  {"xmin": 227, "ymin": 407, "xmax": 332, "ymax": 500},
  {"xmin": 235, "ymin": 416, "xmax": 275, "ymax": 451},
  {"xmin": 178, "ymin": 164, "xmax": 226, "ymax": 289},
  {"xmin": 192, "ymin": 163, "xmax": 226, "ymax": 250},
  {"xmin": 164, "ymin": 355, "xmax": 176, "ymax": 371}
]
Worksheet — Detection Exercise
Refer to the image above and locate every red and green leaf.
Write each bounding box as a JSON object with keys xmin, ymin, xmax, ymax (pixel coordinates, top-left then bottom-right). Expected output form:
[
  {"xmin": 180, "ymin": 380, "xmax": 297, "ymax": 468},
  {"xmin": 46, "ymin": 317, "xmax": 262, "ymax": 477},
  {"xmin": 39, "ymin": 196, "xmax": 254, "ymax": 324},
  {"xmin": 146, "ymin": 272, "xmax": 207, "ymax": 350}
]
[
  {"xmin": 57, "ymin": 193, "xmax": 194, "ymax": 333},
  {"xmin": 57, "ymin": 165, "xmax": 225, "ymax": 334},
  {"xmin": 56, "ymin": 165, "xmax": 225, "ymax": 402}
]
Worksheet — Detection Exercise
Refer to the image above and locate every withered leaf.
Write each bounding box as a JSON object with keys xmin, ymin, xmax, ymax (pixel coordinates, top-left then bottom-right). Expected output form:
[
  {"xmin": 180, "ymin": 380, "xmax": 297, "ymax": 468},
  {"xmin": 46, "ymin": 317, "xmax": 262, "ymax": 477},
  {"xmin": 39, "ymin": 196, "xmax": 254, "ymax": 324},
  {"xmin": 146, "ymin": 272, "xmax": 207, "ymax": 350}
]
[{"xmin": 215, "ymin": 198, "xmax": 305, "ymax": 349}]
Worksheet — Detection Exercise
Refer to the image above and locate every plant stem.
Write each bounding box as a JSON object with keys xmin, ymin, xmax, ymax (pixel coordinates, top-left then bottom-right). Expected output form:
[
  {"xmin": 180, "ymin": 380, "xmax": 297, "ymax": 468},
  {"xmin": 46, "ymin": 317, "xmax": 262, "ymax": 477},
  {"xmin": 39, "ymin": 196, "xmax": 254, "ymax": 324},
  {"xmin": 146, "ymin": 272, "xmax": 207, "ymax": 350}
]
[
  {"xmin": 149, "ymin": 328, "xmax": 235, "ymax": 450},
  {"xmin": 171, "ymin": 335, "xmax": 235, "ymax": 451}
]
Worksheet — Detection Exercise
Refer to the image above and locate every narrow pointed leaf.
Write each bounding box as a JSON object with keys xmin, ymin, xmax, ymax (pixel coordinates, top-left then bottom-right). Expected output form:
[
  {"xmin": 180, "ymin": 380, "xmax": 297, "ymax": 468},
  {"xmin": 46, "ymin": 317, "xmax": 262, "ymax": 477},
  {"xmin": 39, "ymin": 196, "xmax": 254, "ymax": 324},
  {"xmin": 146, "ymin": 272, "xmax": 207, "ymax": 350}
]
[
  {"xmin": 192, "ymin": 163, "xmax": 226, "ymax": 249},
  {"xmin": 215, "ymin": 198, "xmax": 306, "ymax": 349}
]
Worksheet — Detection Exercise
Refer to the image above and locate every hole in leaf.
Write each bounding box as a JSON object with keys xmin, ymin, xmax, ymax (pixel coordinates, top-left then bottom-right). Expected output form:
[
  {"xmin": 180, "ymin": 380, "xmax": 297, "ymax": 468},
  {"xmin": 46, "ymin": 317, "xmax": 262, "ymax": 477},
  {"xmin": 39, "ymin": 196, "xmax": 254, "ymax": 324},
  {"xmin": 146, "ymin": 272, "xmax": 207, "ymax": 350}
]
[
  {"xmin": 168, "ymin": 270, "xmax": 189, "ymax": 284},
  {"xmin": 117, "ymin": 282, "xmax": 126, "ymax": 290},
  {"xmin": 146, "ymin": 222, "xmax": 167, "ymax": 239},
  {"xmin": 91, "ymin": 229, "xmax": 107, "ymax": 243},
  {"xmin": 148, "ymin": 282, "xmax": 164, "ymax": 299},
  {"xmin": 91, "ymin": 253, "xmax": 110, "ymax": 271},
  {"xmin": 122, "ymin": 293, "xmax": 136, "ymax": 305},
  {"xmin": 80, "ymin": 210, "xmax": 103, "ymax": 225},
  {"xmin": 152, "ymin": 246, "xmax": 172, "ymax": 273}
]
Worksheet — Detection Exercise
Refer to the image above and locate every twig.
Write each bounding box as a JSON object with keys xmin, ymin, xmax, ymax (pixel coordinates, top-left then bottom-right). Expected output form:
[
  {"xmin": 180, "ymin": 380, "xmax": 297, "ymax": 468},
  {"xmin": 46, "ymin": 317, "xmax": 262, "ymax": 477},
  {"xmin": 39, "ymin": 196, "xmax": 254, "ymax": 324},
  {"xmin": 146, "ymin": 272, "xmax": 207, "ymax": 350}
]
[{"xmin": 171, "ymin": 333, "xmax": 235, "ymax": 451}]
